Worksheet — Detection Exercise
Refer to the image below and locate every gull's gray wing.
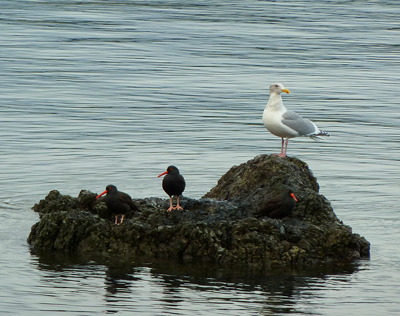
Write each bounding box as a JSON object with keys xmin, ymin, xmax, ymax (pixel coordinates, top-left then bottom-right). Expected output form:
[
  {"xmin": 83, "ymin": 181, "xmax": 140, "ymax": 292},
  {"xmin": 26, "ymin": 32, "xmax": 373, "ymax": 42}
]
[{"xmin": 282, "ymin": 111, "xmax": 318, "ymax": 136}]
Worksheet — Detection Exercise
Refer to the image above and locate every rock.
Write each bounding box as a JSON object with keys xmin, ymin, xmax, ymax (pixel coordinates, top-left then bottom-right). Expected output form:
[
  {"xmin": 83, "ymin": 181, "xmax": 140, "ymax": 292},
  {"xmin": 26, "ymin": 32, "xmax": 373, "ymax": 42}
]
[
  {"xmin": 204, "ymin": 155, "xmax": 329, "ymax": 223},
  {"xmin": 27, "ymin": 155, "xmax": 370, "ymax": 268}
]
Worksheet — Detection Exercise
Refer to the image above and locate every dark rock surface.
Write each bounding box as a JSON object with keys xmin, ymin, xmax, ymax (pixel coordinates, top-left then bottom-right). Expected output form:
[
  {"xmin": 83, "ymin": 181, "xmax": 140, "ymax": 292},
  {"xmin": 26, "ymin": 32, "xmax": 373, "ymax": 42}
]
[{"xmin": 27, "ymin": 155, "xmax": 370, "ymax": 268}]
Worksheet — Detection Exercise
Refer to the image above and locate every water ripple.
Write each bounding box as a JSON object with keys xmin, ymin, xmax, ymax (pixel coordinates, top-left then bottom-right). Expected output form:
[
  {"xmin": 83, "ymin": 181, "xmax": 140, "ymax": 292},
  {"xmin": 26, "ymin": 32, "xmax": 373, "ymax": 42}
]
[{"xmin": 1, "ymin": 0, "xmax": 400, "ymax": 315}]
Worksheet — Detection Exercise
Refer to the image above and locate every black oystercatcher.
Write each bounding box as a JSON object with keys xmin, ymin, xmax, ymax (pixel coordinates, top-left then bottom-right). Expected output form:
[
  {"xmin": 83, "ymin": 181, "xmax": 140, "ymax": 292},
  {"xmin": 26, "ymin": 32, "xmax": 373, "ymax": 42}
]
[
  {"xmin": 96, "ymin": 184, "xmax": 138, "ymax": 225},
  {"xmin": 157, "ymin": 165, "xmax": 186, "ymax": 212},
  {"xmin": 255, "ymin": 189, "xmax": 299, "ymax": 219}
]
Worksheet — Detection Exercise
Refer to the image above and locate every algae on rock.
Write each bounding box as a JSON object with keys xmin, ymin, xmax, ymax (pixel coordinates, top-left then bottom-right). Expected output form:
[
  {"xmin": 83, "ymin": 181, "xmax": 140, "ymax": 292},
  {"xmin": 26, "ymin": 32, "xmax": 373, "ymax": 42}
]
[{"xmin": 27, "ymin": 155, "xmax": 370, "ymax": 268}]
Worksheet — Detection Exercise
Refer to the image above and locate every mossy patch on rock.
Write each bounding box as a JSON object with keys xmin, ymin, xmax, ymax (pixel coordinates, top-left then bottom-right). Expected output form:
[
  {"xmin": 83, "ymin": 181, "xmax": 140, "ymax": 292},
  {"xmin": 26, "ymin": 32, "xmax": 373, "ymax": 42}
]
[{"xmin": 27, "ymin": 155, "xmax": 370, "ymax": 268}]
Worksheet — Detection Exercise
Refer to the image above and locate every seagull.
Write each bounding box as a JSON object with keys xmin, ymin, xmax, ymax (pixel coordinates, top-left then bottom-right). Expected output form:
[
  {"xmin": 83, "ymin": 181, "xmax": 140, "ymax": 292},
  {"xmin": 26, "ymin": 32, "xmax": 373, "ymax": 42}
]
[
  {"xmin": 263, "ymin": 83, "xmax": 330, "ymax": 157},
  {"xmin": 158, "ymin": 165, "xmax": 186, "ymax": 212}
]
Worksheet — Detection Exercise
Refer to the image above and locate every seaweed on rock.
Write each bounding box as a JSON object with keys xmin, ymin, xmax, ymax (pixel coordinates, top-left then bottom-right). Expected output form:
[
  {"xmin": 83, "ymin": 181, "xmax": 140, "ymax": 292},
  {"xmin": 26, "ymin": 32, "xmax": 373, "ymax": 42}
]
[{"xmin": 27, "ymin": 155, "xmax": 370, "ymax": 268}]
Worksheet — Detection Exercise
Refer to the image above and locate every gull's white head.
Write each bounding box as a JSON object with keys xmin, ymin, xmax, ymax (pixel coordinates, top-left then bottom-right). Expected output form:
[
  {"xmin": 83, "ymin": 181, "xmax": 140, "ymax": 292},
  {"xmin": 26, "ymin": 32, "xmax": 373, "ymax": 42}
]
[{"xmin": 269, "ymin": 83, "xmax": 290, "ymax": 95}]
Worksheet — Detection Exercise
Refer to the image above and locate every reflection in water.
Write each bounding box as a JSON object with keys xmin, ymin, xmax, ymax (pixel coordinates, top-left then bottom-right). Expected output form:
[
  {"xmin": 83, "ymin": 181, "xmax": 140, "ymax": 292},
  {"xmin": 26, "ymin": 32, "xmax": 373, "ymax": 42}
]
[
  {"xmin": 105, "ymin": 265, "xmax": 138, "ymax": 296},
  {"xmin": 31, "ymin": 251, "xmax": 360, "ymax": 315},
  {"xmin": 104, "ymin": 265, "xmax": 141, "ymax": 314}
]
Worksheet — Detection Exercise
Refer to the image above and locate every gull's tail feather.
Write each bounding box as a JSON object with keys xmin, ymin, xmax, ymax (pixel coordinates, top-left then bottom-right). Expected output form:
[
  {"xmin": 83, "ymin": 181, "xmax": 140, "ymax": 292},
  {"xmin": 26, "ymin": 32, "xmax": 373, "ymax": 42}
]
[
  {"xmin": 310, "ymin": 130, "xmax": 330, "ymax": 141},
  {"xmin": 318, "ymin": 130, "xmax": 330, "ymax": 137}
]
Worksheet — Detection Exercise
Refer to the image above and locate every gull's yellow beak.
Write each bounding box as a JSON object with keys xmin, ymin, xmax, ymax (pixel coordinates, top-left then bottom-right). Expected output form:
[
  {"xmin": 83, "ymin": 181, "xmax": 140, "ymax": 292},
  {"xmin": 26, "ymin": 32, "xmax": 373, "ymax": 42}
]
[{"xmin": 282, "ymin": 88, "xmax": 290, "ymax": 94}]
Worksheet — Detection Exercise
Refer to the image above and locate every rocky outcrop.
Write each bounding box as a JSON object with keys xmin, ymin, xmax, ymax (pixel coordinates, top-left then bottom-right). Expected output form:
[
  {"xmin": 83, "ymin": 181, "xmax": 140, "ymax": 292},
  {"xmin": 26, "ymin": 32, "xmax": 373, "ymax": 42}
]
[{"xmin": 27, "ymin": 155, "xmax": 370, "ymax": 268}]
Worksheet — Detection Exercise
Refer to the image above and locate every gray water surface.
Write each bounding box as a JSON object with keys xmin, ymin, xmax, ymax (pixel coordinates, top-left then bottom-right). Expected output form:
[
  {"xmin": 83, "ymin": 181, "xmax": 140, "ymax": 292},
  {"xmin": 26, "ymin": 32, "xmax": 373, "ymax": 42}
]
[{"xmin": 1, "ymin": 1, "xmax": 399, "ymax": 315}]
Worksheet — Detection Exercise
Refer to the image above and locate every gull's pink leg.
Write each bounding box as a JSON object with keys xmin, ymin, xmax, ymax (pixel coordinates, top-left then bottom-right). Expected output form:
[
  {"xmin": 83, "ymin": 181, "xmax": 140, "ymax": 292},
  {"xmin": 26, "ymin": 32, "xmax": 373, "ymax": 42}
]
[
  {"xmin": 276, "ymin": 138, "xmax": 287, "ymax": 157},
  {"xmin": 283, "ymin": 138, "xmax": 289, "ymax": 156}
]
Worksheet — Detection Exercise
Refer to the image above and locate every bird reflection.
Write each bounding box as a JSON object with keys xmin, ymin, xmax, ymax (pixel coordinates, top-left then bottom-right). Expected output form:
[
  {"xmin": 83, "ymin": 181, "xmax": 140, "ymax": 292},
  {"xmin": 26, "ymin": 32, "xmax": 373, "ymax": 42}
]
[{"xmin": 104, "ymin": 265, "xmax": 138, "ymax": 295}]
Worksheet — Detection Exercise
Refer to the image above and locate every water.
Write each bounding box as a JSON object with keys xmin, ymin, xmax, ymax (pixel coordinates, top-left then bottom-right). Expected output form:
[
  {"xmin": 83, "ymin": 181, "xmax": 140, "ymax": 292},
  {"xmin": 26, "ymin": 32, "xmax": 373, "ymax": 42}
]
[{"xmin": 1, "ymin": 0, "xmax": 399, "ymax": 314}]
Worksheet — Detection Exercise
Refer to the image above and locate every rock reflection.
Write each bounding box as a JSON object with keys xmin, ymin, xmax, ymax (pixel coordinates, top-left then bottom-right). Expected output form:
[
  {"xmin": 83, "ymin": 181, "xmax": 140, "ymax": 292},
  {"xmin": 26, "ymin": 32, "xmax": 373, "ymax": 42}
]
[
  {"xmin": 30, "ymin": 251, "xmax": 361, "ymax": 315},
  {"xmin": 148, "ymin": 259, "xmax": 359, "ymax": 315}
]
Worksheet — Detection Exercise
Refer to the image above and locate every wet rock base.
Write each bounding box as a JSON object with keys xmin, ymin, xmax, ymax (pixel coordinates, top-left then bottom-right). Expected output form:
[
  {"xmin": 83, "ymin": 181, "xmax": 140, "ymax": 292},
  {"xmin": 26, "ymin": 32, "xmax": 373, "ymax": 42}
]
[{"xmin": 28, "ymin": 155, "xmax": 370, "ymax": 268}]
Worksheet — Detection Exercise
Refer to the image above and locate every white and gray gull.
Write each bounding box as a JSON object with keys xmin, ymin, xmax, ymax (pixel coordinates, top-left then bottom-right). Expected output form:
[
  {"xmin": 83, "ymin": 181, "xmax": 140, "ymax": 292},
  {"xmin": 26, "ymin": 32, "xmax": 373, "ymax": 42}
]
[{"xmin": 263, "ymin": 83, "xmax": 330, "ymax": 157}]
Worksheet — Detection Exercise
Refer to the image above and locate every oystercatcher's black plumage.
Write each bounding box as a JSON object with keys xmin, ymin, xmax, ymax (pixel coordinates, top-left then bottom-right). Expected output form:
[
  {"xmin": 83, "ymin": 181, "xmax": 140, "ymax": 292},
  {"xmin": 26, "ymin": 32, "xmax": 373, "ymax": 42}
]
[
  {"xmin": 96, "ymin": 184, "xmax": 138, "ymax": 224},
  {"xmin": 255, "ymin": 189, "xmax": 298, "ymax": 219},
  {"xmin": 157, "ymin": 165, "xmax": 186, "ymax": 212}
]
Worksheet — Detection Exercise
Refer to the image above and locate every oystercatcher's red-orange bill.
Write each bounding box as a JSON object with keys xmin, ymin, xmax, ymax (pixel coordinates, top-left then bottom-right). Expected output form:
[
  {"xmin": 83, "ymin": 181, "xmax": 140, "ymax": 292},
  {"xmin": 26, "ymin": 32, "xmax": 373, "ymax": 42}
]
[
  {"xmin": 290, "ymin": 193, "xmax": 299, "ymax": 202},
  {"xmin": 157, "ymin": 171, "xmax": 168, "ymax": 178},
  {"xmin": 96, "ymin": 190, "xmax": 108, "ymax": 199}
]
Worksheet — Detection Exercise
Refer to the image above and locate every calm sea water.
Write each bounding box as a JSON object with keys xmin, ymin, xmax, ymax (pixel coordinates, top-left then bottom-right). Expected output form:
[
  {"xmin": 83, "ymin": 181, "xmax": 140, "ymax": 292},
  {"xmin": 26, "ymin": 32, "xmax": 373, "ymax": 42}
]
[{"xmin": 1, "ymin": 0, "xmax": 399, "ymax": 315}]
